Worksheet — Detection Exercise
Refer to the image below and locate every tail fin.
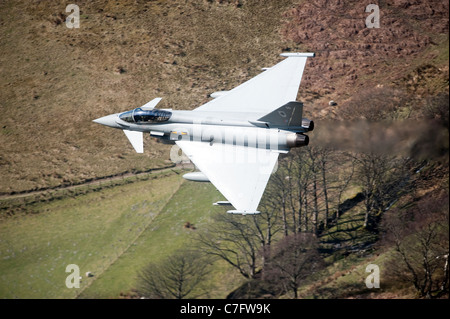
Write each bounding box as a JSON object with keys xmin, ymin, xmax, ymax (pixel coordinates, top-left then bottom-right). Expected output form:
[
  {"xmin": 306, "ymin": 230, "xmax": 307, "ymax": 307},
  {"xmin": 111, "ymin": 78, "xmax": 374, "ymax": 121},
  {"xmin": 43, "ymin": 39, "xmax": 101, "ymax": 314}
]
[{"xmin": 257, "ymin": 101, "xmax": 303, "ymax": 127}]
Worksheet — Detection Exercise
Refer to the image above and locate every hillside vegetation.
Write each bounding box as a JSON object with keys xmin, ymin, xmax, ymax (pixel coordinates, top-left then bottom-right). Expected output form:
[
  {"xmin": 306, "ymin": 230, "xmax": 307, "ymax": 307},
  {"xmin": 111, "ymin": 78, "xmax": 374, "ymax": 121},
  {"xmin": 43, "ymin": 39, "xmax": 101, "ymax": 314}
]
[
  {"xmin": 1, "ymin": 0, "xmax": 448, "ymax": 193},
  {"xmin": 0, "ymin": 0, "xmax": 448, "ymax": 299}
]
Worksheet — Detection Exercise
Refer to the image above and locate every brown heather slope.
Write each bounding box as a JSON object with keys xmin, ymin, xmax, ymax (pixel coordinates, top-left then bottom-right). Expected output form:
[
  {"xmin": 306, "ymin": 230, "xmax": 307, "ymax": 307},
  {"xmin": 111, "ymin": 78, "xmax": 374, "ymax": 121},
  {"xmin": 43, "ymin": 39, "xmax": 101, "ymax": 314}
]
[
  {"xmin": 0, "ymin": 0, "xmax": 448, "ymax": 193},
  {"xmin": 282, "ymin": 0, "xmax": 449, "ymax": 118}
]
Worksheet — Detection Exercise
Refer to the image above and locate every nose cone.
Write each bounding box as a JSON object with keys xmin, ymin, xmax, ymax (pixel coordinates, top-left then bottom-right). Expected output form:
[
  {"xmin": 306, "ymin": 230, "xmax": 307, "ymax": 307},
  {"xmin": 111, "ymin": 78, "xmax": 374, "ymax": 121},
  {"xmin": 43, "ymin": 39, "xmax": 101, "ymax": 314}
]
[{"xmin": 93, "ymin": 114, "xmax": 120, "ymax": 128}]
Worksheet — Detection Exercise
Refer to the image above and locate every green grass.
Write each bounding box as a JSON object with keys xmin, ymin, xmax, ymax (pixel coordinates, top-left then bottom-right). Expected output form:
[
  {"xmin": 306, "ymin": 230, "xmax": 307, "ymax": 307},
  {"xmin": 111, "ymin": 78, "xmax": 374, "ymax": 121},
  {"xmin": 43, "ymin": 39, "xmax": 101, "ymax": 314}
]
[
  {"xmin": 0, "ymin": 173, "xmax": 183, "ymax": 298},
  {"xmin": 297, "ymin": 252, "xmax": 390, "ymax": 299},
  {"xmin": 78, "ymin": 178, "xmax": 227, "ymax": 299},
  {"xmin": 0, "ymin": 169, "xmax": 241, "ymax": 299},
  {"xmin": 320, "ymin": 206, "xmax": 378, "ymax": 255}
]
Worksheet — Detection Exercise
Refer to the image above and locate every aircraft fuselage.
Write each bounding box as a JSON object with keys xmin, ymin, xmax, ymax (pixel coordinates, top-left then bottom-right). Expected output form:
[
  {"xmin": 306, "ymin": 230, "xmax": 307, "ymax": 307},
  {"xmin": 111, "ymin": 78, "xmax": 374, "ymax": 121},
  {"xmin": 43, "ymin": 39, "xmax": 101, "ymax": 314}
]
[{"xmin": 94, "ymin": 109, "xmax": 311, "ymax": 151}]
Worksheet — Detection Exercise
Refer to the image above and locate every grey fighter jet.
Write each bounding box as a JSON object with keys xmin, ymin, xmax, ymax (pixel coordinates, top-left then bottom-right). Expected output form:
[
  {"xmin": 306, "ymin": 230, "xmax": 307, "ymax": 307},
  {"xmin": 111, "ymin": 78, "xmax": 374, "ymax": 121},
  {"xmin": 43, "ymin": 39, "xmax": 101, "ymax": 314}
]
[{"xmin": 93, "ymin": 53, "xmax": 315, "ymax": 215}]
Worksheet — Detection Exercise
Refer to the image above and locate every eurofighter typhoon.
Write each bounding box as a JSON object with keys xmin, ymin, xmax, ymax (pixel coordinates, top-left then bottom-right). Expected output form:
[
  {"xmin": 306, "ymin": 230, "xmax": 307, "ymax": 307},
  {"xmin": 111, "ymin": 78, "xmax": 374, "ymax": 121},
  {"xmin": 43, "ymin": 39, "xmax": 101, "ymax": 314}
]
[{"xmin": 93, "ymin": 53, "xmax": 315, "ymax": 214}]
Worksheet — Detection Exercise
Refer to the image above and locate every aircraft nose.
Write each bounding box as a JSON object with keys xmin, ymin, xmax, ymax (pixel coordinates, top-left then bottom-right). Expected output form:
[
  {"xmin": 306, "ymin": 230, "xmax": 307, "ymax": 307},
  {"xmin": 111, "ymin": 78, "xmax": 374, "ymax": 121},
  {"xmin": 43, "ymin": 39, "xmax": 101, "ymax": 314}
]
[{"xmin": 93, "ymin": 114, "xmax": 119, "ymax": 128}]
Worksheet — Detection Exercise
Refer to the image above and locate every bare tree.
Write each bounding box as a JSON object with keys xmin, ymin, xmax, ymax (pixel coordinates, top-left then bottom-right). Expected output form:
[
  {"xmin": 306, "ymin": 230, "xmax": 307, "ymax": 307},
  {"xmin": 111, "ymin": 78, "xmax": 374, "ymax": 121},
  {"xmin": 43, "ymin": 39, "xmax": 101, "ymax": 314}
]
[
  {"xmin": 334, "ymin": 152, "xmax": 357, "ymax": 224},
  {"xmin": 267, "ymin": 147, "xmax": 358, "ymax": 235},
  {"xmin": 382, "ymin": 191, "xmax": 449, "ymax": 298},
  {"xmin": 196, "ymin": 213, "xmax": 271, "ymax": 279},
  {"xmin": 264, "ymin": 161, "xmax": 292, "ymax": 237},
  {"xmin": 288, "ymin": 148, "xmax": 313, "ymax": 233},
  {"xmin": 135, "ymin": 250, "xmax": 212, "ymax": 299},
  {"xmin": 305, "ymin": 146, "xmax": 339, "ymax": 233},
  {"xmin": 354, "ymin": 152, "xmax": 412, "ymax": 230},
  {"xmin": 305, "ymin": 147, "xmax": 321, "ymax": 236},
  {"xmin": 318, "ymin": 147, "xmax": 332, "ymax": 228},
  {"xmin": 249, "ymin": 208, "xmax": 283, "ymax": 267},
  {"xmin": 263, "ymin": 233, "xmax": 324, "ymax": 298}
]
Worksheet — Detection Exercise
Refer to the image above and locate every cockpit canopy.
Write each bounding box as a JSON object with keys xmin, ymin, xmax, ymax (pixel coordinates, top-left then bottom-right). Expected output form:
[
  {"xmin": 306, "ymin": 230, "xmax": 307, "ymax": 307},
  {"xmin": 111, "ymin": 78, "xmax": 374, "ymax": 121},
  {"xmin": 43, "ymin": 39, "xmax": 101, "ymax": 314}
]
[{"xmin": 119, "ymin": 108, "xmax": 172, "ymax": 124}]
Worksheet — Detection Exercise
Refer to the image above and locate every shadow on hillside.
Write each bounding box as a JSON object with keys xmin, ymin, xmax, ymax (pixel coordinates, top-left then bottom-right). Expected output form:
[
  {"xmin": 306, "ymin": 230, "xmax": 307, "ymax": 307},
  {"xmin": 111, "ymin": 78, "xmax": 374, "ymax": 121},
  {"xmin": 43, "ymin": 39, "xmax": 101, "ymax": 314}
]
[{"xmin": 318, "ymin": 192, "xmax": 365, "ymax": 234}]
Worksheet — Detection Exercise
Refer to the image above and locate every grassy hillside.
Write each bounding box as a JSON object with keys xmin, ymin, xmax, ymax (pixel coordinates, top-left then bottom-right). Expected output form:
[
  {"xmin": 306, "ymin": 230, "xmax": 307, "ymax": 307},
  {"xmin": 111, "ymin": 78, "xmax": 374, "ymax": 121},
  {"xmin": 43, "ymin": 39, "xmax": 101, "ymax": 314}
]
[
  {"xmin": 78, "ymin": 175, "xmax": 237, "ymax": 299},
  {"xmin": 0, "ymin": 172, "xmax": 184, "ymax": 298},
  {"xmin": 0, "ymin": 171, "xmax": 181, "ymax": 298},
  {"xmin": 1, "ymin": 0, "xmax": 448, "ymax": 300},
  {"xmin": 0, "ymin": 169, "xmax": 245, "ymax": 298}
]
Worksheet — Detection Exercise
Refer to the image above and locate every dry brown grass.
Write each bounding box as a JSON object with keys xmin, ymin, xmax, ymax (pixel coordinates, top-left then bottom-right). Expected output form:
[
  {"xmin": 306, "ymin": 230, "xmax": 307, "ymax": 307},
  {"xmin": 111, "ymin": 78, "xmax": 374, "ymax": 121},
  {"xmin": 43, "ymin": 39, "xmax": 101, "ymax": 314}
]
[
  {"xmin": 0, "ymin": 0, "xmax": 300, "ymax": 193},
  {"xmin": 1, "ymin": 0, "xmax": 448, "ymax": 193}
]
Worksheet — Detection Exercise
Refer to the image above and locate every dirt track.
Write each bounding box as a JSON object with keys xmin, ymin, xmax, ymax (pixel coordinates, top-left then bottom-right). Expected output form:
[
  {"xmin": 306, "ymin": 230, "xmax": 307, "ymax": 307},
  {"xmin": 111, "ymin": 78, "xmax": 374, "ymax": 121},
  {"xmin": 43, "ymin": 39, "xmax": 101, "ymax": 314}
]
[{"xmin": 0, "ymin": 163, "xmax": 194, "ymax": 202}]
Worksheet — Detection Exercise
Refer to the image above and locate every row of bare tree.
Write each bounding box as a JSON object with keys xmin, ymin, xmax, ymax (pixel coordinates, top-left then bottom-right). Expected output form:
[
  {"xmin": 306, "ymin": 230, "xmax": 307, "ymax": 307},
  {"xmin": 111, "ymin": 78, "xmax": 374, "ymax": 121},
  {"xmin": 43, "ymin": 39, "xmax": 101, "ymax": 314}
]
[
  {"xmin": 265, "ymin": 147, "xmax": 414, "ymax": 235},
  {"xmin": 135, "ymin": 145, "xmax": 447, "ymax": 298}
]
